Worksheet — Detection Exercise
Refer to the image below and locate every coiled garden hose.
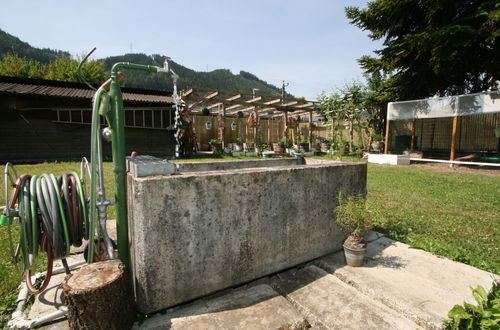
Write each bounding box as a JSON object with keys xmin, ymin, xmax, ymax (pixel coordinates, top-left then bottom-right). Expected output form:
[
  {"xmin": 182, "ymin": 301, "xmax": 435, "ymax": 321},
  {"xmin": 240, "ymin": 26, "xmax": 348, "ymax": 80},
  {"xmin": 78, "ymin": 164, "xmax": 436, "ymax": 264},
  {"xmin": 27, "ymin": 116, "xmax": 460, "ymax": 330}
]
[{"xmin": 3, "ymin": 169, "xmax": 88, "ymax": 294}]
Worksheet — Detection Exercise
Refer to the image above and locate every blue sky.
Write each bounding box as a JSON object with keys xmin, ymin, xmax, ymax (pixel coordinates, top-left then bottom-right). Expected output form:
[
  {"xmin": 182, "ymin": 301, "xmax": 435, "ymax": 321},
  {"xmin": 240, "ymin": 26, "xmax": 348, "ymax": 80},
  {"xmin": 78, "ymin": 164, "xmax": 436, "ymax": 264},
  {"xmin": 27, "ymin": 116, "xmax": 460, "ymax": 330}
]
[{"xmin": 1, "ymin": 0, "xmax": 382, "ymax": 100}]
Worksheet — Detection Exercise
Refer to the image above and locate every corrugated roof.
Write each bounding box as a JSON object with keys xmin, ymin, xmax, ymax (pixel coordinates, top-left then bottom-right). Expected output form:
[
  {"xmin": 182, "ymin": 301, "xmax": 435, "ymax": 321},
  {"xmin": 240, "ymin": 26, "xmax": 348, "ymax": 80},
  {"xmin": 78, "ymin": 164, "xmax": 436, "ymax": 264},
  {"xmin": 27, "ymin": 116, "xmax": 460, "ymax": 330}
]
[{"xmin": 0, "ymin": 75, "xmax": 173, "ymax": 104}]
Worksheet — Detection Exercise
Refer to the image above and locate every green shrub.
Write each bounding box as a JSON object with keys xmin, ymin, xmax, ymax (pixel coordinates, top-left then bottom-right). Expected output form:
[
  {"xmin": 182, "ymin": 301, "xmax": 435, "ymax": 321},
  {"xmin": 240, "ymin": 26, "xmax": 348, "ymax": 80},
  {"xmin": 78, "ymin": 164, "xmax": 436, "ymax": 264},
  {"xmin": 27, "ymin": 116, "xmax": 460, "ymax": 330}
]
[
  {"xmin": 444, "ymin": 282, "xmax": 499, "ymax": 329},
  {"xmin": 334, "ymin": 193, "xmax": 372, "ymax": 238}
]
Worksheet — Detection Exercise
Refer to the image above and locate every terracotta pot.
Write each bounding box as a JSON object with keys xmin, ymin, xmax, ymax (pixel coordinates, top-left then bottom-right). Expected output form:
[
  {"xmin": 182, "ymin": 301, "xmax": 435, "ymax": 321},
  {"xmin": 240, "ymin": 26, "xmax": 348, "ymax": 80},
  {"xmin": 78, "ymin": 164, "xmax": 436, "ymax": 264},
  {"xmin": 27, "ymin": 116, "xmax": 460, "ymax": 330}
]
[{"xmin": 343, "ymin": 244, "xmax": 366, "ymax": 267}]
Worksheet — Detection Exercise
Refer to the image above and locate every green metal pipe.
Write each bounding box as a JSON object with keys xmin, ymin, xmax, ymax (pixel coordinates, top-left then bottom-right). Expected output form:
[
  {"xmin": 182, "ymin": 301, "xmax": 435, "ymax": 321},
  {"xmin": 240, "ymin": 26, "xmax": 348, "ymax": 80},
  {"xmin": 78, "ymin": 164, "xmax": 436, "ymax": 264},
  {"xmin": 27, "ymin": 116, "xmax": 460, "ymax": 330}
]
[
  {"xmin": 108, "ymin": 62, "xmax": 160, "ymax": 267},
  {"xmin": 111, "ymin": 62, "xmax": 159, "ymax": 78},
  {"xmin": 108, "ymin": 80, "xmax": 128, "ymax": 266}
]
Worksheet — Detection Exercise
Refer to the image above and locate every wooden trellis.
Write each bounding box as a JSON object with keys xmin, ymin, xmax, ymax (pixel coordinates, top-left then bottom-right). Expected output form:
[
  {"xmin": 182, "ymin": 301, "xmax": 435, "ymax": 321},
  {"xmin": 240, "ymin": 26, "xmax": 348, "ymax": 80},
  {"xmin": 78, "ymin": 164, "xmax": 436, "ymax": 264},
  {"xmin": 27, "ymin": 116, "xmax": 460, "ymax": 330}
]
[{"xmin": 181, "ymin": 87, "xmax": 321, "ymax": 147}]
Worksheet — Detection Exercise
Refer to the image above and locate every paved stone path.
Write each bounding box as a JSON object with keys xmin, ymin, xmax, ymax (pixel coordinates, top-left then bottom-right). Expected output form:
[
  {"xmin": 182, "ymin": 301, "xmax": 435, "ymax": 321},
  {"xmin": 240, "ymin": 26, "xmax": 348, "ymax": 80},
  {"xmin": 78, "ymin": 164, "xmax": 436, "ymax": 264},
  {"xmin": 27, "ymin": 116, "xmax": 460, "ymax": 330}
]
[{"xmin": 30, "ymin": 232, "xmax": 497, "ymax": 330}]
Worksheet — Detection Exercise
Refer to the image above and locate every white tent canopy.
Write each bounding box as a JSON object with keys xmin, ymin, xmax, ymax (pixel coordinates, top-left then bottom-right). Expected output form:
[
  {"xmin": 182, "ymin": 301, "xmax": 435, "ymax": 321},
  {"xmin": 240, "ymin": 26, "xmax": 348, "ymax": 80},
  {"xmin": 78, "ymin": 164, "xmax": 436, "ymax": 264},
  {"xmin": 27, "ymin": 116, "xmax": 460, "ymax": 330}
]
[{"xmin": 387, "ymin": 91, "xmax": 500, "ymax": 121}]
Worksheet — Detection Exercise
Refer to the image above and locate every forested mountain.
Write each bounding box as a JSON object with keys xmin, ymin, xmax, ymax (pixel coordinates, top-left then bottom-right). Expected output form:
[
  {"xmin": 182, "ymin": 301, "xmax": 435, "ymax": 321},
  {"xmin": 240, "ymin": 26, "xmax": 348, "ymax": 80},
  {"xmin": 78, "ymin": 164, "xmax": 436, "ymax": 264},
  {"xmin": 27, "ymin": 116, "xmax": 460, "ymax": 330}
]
[
  {"xmin": 0, "ymin": 29, "xmax": 70, "ymax": 64},
  {"xmin": 103, "ymin": 53, "xmax": 291, "ymax": 97},
  {"xmin": 0, "ymin": 28, "xmax": 292, "ymax": 97}
]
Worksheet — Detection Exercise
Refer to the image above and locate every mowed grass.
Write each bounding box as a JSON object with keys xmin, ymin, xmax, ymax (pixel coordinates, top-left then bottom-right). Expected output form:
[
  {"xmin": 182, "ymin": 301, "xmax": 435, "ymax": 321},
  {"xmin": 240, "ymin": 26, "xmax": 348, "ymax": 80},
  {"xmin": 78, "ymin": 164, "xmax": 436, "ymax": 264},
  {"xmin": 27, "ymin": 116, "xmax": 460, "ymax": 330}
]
[{"xmin": 367, "ymin": 163, "xmax": 499, "ymax": 274}]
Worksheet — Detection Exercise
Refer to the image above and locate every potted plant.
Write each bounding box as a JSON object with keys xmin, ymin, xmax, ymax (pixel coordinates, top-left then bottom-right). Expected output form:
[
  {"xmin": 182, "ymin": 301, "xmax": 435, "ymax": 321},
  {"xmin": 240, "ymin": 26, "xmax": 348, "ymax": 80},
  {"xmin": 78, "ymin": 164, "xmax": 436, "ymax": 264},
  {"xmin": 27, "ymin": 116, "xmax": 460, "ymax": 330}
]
[
  {"xmin": 276, "ymin": 138, "xmax": 287, "ymax": 153},
  {"xmin": 234, "ymin": 137, "xmax": 244, "ymax": 152},
  {"xmin": 209, "ymin": 138, "xmax": 222, "ymax": 154},
  {"xmin": 371, "ymin": 134, "xmax": 384, "ymax": 151},
  {"xmin": 256, "ymin": 143, "xmax": 268, "ymax": 157},
  {"xmin": 298, "ymin": 139, "xmax": 310, "ymax": 153},
  {"xmin": 320, "ymin": 138, "xmax": 331, "ymax": 153},
  {"xmin": 334, "ymin": 193, "xmax": 373, "ymax": 267},
  {"xmin": 200, "ymin": 107, "xmax": 210, "ymax": 116}
]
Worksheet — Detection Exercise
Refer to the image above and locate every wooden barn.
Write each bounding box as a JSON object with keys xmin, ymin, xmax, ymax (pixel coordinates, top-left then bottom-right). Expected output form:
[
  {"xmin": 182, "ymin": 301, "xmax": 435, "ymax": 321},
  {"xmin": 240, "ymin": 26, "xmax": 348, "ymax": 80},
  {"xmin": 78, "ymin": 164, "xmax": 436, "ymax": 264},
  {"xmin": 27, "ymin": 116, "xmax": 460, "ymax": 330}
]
[{"xmin": 0, "ymin": 75, "xmax": 175, "ymax": 163}]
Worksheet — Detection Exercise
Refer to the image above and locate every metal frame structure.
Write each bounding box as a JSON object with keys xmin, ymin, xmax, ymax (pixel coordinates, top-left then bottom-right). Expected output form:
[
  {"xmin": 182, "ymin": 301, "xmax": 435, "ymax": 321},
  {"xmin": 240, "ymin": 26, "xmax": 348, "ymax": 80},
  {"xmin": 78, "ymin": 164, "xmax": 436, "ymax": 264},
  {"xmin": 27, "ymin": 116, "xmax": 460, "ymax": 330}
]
[{"xmin": 384, "ymin": 91, "xmax": 500, "ymax": 162}]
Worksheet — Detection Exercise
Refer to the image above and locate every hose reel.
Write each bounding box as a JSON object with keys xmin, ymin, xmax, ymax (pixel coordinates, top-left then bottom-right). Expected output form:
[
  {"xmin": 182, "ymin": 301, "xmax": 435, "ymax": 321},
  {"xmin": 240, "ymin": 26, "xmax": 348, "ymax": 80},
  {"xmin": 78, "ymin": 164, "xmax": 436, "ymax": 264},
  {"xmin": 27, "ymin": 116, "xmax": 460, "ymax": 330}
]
[
  {"xmin": 1, "ymin": 163, "xmax": 90, "ymax": 293},
  {"xmin": 1, "ymin": 159, "xmax": 114, "ymax": 294}
]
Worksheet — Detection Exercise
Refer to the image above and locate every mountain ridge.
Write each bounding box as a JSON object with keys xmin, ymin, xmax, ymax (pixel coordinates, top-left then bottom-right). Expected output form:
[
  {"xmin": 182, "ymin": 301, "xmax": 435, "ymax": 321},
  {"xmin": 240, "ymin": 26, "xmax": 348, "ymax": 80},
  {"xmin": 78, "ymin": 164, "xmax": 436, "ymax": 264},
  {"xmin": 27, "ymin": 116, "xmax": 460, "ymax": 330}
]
[{"xmin": 0, "ymin": 28, "xmax": 293, "ymax": 97}]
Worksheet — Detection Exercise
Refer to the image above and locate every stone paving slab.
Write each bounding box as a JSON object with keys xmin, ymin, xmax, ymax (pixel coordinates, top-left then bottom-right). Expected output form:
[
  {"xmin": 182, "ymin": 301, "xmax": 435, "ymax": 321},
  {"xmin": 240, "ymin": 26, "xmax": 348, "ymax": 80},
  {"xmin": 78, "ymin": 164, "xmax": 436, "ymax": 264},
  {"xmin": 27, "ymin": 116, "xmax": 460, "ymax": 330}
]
[
  {"xmin": 133, "ymin": 284, "xmax": 308, "ymax": 330},
  {"xmin": 314, "ymin": 236, "xmax": 499, "ymax": 329},
  {"xmin": 30, "ymin": 233, "xmax": 499, "ymax": 330},
  {"xmin": 271, "ymin": 265, "xmax": 420, "ymax": 329}
]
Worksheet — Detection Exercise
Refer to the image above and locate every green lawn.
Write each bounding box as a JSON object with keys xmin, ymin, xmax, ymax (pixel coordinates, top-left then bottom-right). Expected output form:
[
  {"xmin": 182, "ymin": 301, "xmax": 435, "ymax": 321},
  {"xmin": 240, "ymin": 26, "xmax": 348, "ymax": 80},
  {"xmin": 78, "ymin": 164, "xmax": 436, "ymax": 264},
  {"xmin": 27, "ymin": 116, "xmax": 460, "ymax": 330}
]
[
  {"xmin": 0, "ymin": 159, "xmax": 498, "ymax": 326},
  {"xmin": 367, "ymin": 163, "xmax": 499, "ymax": 274}
]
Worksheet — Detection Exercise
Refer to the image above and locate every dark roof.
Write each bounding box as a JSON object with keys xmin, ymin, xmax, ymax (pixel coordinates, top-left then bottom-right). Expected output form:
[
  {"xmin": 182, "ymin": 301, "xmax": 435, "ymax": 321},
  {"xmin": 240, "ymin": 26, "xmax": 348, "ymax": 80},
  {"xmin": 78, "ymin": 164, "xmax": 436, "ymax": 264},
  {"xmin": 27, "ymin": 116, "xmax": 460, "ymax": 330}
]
[{"xmin": 0, "ymin": 75, "xmax": 173, "ymax": 104}]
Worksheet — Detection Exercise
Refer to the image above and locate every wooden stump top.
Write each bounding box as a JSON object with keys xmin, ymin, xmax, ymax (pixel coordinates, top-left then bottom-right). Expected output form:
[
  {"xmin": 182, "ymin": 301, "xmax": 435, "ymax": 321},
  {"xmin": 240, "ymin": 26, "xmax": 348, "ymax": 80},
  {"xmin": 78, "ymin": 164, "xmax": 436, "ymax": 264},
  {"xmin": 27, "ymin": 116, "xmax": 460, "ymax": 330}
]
[{"xmin": 65, "ymin": 259, "xmax": 124, "ymax": 292}]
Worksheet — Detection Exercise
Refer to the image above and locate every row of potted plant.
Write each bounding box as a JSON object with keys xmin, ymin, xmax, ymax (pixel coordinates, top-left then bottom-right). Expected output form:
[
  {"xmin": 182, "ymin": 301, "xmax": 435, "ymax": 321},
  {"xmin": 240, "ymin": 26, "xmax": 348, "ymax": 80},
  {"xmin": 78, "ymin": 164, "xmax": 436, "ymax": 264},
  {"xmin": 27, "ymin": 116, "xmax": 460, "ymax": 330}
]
[{"xmin": 210, "ymin": 137, "xmax": 388, "ymax": 156}]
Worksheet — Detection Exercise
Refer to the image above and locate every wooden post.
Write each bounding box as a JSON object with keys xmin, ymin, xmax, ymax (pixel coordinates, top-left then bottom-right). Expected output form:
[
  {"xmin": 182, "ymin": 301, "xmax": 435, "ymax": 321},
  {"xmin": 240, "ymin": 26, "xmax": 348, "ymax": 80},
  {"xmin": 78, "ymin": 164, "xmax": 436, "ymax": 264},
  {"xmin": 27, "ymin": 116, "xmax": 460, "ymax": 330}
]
[
  {"xmin": 63, "ymin": 260, "xmax": 135, "ymax": 330},
  {"xmin": 187, "ymin": 104, "xmax": 194, "ymax": 138},
  {"xmin": 284, "ymin": 111, "xmax": 289, "ymax": 143},
  {"xmin": 220, "ymin": 104, "xmax": 226, "ymax": 149},
  {"xmin": 254, "ymin": 107, "xmax": 259, "ymax": 146},
  {"xmin": 245, "ymin": 116, "xmax": 248, "ymax": 144},
  {"xmin": 268, "ymin": 116, "xmax": 272, "ymax": 147},
  {"xmin": 308, "ymin": 110, "xmax": 313, "ymax": 149},
  {"xmin": 384, "ymin": 120, "xmax": 391, "ymax": 154},
  {"xmin": 450, "ymin": 116, "xmax": 459, "ymax": 161},
  {"xmin": 410, "ymin": 120, "xmax": 416, "ymax": 153}
]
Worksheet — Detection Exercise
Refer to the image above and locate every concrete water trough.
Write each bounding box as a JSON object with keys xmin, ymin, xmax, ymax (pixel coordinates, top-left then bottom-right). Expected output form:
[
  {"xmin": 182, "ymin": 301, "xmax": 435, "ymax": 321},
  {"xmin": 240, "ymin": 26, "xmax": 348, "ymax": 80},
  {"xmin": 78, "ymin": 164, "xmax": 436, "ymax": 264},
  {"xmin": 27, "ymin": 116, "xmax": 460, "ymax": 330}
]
[{"xmin": 126, "ymin": 157, "xmax": 367, "ymax": 313}]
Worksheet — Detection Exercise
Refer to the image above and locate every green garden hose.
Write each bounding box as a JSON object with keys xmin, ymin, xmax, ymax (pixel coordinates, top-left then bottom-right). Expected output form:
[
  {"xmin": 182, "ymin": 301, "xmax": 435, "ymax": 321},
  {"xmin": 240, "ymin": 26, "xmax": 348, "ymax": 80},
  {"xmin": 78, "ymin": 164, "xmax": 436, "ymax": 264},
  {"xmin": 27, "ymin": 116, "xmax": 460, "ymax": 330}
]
[{"xmin": 3, "ymin": 168, "xmax": 88, "ymax": 294}]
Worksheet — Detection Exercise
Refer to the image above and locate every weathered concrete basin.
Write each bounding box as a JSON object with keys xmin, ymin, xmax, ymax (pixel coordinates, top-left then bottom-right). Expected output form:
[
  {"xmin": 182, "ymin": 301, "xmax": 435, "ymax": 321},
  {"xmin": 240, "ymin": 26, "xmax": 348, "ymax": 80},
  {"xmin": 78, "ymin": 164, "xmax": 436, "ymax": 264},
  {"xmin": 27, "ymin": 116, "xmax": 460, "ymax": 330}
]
[{"xmin": 127, "ymin": 157, "xmax": 367, "ymax": 313}]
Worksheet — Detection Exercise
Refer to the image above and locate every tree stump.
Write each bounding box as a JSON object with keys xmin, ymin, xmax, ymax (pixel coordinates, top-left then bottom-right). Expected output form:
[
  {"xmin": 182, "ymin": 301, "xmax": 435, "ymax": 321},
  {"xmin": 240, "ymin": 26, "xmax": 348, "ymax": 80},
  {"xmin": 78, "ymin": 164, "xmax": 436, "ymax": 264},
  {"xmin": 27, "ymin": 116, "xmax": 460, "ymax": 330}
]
[{"xmin": 62, "ymin": 259, "xmax": 135, "ymax": 330}]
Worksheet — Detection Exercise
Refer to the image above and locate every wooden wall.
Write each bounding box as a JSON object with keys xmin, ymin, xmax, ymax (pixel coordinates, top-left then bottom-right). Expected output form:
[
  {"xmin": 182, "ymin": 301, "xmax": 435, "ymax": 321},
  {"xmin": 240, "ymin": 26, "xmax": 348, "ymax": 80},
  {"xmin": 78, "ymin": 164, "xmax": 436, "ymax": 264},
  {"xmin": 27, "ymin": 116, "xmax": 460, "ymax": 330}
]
[{"xmin": 1, "ymin": 108, "xmax": 175, "ymax": 163}]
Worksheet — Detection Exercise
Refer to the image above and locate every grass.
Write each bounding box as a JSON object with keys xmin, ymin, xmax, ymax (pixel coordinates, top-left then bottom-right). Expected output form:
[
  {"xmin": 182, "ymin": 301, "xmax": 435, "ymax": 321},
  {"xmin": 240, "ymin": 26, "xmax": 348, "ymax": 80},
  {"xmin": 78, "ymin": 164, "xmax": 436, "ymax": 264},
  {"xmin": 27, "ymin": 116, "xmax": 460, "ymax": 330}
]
[
  {"xmin": 367, "ymin": 163, "xmax": 500, "ymax": 274},
  {"xmin": 0, "ymin": 158, "xmax": 498, "ymax": 325}
]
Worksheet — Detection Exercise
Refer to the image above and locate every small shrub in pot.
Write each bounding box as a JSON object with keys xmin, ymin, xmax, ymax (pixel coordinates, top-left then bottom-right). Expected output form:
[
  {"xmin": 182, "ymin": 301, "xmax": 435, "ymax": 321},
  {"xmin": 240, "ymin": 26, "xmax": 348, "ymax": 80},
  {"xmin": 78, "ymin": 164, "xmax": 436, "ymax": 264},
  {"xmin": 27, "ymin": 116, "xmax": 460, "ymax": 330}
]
[{"xmin": 334, "ymin": 193, "xmax": 373, "ymax": 266}]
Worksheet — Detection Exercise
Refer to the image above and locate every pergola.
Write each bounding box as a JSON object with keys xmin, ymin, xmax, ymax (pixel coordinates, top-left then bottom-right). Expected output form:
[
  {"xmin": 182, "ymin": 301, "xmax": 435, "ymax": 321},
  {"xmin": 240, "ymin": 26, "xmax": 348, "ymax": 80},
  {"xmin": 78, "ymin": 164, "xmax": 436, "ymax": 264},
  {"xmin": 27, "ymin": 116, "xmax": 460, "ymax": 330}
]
[{"xmin": 181, "ymin": 87, "xmax": 320, "ymax": 148}]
